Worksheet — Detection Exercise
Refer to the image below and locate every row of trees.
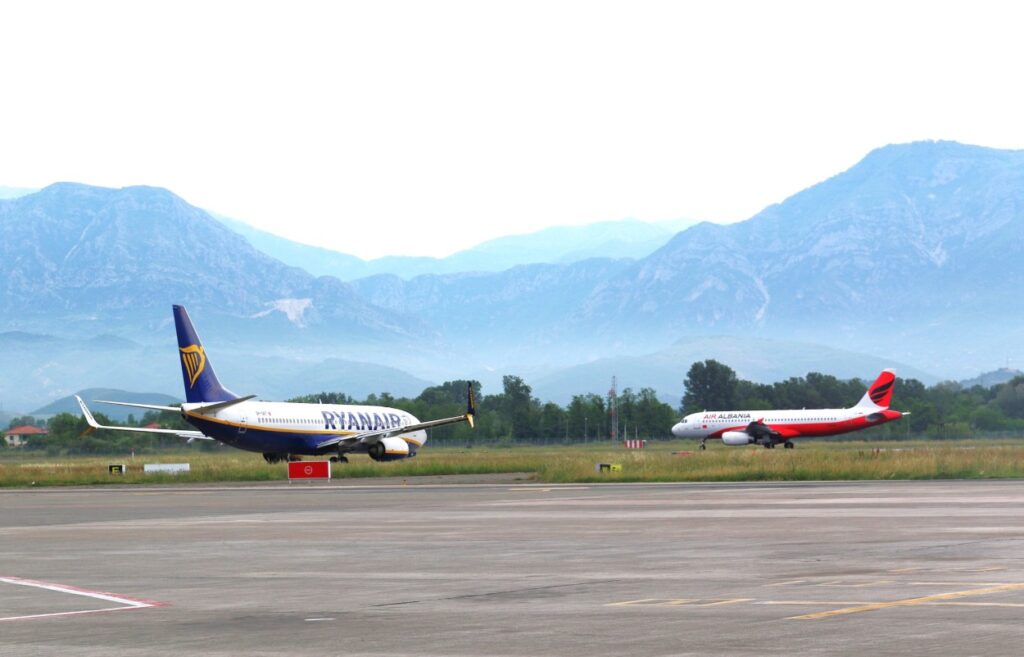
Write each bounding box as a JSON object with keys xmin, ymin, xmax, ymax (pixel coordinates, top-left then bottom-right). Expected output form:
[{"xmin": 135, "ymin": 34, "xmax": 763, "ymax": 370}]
[
  {"xmin": 10, "ymin": 361, "xmax": 1024, "ymax": 454},
  {"xmin": 288, "ymin": 376, "xmax": 677, "ymax": 446}
]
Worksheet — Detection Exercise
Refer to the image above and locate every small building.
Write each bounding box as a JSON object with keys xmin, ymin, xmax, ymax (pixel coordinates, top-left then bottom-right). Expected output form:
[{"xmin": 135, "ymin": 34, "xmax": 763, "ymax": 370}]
[{"xmin": 4, "ymin": 425, "xmax": 48, "ymax": 448}]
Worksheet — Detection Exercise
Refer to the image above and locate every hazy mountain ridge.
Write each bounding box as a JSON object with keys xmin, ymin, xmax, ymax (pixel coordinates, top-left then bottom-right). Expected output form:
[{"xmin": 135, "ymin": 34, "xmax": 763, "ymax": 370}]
[
  {"xmin": 561, "ymin": 141, "xmax": 1024, "ymax": 367},
  {"xmin": 959, "ymin": 368, "xmax": 1023, "ymax": 389},
  {"xmin": 32, "ymin": 389, "xmax": 182, "ymax": 421},
  {"xmin": 3, "ymin": 141, "xmax": 1023, "ymax": 412},
  {"xmin": 530, "ymin": 336, "xmax": 938, "ymax": 405},
  {"xmin": 0, "ymin": 329, "xmax": 437, "ymax": 413},
  {"xmin": 0, "ymin": 183, "xmax": 427, "ymax": 343},
  {"xmin": 220, "ymin": 215, "xmax": 693, "ymax": 280},
  {"xmin": 350, "ymin": 258, "xmax": 635, "ymax": 354}
]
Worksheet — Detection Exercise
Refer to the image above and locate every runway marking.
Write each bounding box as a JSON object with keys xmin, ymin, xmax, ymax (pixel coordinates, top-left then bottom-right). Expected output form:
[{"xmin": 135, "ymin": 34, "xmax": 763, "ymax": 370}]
[
  {"xmin": 788, "ymin": 583, "xmax": 1024, "ymax": 620},
  {"xmin": 607, "ymin": 598, "xmax": 747, "ymax": 607},
  {"xmin": 509, "ymin": 487, "xmax": 591, "ymax": 492},
  {"xmin": 605, "ymin": 598, "xmax": 663, "ymax": 606},
  {"xmin": 698, "ymin": 598, "xmax": 754, "ymax": 607},
  {"xmin": 763, "ymin": 600, "xmax": 1024, "ymax": 608},
  {"xmin": 304, "ymin": 617, "xmax": 335, "ymax": 622},
  {"xmin": 0, "ymin": 576, "xmax": 166, "ymax": 622}
]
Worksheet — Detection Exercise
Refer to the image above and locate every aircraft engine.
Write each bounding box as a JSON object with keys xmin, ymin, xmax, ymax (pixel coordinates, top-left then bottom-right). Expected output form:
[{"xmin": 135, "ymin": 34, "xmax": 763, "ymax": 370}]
[
  {"xmin": 367, "ymin": 437, "xmax": 411, "ymax": 462},
  {"xmin": 721, "ymin": 431, "xmax": 754, "ymax": 446}
]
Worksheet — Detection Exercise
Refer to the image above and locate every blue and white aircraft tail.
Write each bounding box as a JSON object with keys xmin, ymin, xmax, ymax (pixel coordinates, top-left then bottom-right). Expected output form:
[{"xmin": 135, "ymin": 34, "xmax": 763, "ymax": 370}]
[
  {"xmin": 174, "ymin": 304, "xmax": 237, "ymax": 404},
  {"xmin": 77, "ymin": 305, "xmax": 476, "ymax": 463}
]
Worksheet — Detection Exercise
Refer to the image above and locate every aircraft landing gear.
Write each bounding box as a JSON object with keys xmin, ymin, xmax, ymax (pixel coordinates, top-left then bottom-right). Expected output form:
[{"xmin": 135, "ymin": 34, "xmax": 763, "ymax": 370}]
[
  {"xmin": 783, "ymin": 441, "xmax": 795, "ymax": 449},
  {"xmin": 699, "ymin": 439, "xmax": 706, "ymax": 451},
  {"xmin": 330, "ymin": 455, "xmax": 349, "ymax": 463}
]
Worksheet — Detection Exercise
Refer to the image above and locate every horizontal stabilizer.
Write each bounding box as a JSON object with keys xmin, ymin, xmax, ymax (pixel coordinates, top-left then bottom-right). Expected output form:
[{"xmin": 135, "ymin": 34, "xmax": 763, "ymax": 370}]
[
  {"xmin": 190, "ymin": 395, "xmax": 257, "ymax": 415},
  {"xmin": 75, "ymin": 396, "xmax": 210, "ymax": 441},
  {"xmin": 96, "ymin": 400, "xmax": 181, "ymax": 412}
]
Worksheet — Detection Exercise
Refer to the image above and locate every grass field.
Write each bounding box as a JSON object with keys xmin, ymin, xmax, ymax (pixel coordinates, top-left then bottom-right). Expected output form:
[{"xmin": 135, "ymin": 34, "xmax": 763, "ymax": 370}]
[{"xmin": 2, "ymin": 439, "xmax": 1024, "ymax": 487}]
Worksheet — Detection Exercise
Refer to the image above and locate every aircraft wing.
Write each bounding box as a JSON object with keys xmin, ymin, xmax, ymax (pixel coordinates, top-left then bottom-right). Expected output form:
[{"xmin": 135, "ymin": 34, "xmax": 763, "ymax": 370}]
[
  {"xmin": 747, "ymin": 419, "xmax": 801, "ymax": 440},
  {"xmin": 315, "ymin": 412, "xmax": 474, "ymax": 451},
  {"xmin": 316, "ymin": 382, "xmax": 477, "ymax": 451},
  {"xmin": 76, "ymin": 396, "xmax": 211, "ymax": 441}
]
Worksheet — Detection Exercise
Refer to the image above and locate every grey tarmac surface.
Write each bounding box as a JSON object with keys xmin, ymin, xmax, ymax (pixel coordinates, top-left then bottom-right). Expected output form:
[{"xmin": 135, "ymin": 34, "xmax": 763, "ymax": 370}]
[{"xmin": 2, "ymin": 478, "xmax": 1023, "ymax": 656}]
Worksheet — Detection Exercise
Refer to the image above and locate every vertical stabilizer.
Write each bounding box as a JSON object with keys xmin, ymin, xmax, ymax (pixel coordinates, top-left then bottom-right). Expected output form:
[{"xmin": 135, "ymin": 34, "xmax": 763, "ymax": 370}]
[
  {"xmin": 855, "ymin": 370, "xmax": 896, "ymax": 410},
  {"xmin": 173, "ymin": 305, "xmax": 237, "ymax": 403}
]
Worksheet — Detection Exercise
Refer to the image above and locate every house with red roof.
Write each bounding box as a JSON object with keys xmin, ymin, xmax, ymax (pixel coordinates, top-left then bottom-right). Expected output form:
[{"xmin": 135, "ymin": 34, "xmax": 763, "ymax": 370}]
[{"xmin": 4, "ymin": 425, "xmax": 48, "ymax": 448}]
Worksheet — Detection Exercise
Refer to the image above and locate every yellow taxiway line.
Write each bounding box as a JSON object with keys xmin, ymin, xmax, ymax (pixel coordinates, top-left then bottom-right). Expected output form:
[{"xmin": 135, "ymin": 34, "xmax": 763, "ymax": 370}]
[{"xmin": 789, "ymin": 583, "xmax": 1024, "ymax": 620}]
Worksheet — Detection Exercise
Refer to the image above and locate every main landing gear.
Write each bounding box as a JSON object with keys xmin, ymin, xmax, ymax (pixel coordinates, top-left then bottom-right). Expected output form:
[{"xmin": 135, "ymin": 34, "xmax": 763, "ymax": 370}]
[
  {"xmin": 263, "ymin": 453, "xmax": 299, "ymax": 464},
  {"xmin": 329, "ymin": 455, "xmax": 349, "ymax": 463},
  {"xmin": 783, "ymin": 441, "xmax": 794, "ymax": 449}
]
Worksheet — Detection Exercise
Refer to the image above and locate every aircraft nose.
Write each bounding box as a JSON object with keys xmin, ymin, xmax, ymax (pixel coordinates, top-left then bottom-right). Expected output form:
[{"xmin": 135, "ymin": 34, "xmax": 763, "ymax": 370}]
[{"xmin": 671, "ymin": 422, "xmax": 685, "ymax": 437}]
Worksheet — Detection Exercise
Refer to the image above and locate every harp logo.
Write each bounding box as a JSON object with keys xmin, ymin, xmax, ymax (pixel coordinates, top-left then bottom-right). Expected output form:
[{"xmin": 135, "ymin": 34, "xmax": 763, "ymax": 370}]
[{"xmin": 179, "ymin": 344, "xmax": 206, "ymax": 388}]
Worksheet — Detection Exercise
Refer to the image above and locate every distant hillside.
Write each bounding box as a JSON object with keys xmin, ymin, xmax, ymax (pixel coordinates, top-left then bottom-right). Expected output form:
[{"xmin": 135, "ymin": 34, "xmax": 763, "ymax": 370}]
[
  {"xmin": 4, "ymin": 142, "xmax": 1024, "ymax": 409},
  {"xmin": 0, "ymin": 328, "xmax": 439, "ymax": 413},
  {"xmin": 959, "ymin": 368, "xmax": 1023, "ymax": 388},
  {"xmin": 530, "ymin": 336, "xmax": 937, "ymax": 405},
  {"xmin": 0, "ymin": 183, "xmax": 434, "ymax": 349},
  {"xmin": 557, "ymin": 141, "xmax": 1024, "ymax": 376},
  {"xmin": 219, "ymin": 215, "xmax": 694, "ymax": 280},
  {"xmin": 33, "ymin": 389, "xmax": 182, "ymax": 422}
]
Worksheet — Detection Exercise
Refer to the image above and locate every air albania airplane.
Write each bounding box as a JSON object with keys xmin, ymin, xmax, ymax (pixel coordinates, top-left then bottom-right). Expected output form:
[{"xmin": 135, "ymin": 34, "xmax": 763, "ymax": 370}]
[
  {"xmin": 670, "ymin": 370, "xmax": 905, "ymax": 449},
  {"xmin": 77, "ymin": 305, "xmax": 475, "ymax": 463}
]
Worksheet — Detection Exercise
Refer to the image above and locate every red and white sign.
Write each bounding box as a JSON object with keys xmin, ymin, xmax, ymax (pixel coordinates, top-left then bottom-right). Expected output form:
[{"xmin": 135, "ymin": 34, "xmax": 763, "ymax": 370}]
[
  {"xmin": 624, "ymin": 439, "xmax": 647, "ymax": 449},
  {"xmin": 287, "ymin": 461, "xmax": 331, "ymax": 481}
]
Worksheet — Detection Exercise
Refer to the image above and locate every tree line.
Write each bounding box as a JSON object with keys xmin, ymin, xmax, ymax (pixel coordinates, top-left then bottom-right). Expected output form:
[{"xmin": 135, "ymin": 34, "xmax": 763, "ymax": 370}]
[{"xmin": 7, "ymin": 361, "xmax": 1024, "ymax": 455}]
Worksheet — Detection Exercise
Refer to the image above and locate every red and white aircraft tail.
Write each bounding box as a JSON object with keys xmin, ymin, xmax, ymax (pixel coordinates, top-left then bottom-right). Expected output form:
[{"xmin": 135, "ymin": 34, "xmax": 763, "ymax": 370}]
[{"xmin": 854, "ymin": 369, "xmax": 896, "ymax": 410}]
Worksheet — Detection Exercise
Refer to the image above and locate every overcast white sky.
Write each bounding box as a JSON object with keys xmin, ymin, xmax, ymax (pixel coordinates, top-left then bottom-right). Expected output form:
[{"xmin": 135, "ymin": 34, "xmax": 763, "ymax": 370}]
[{"xmin": 2, "ymin": 1, "xmax": 1023, "ymax": 258}]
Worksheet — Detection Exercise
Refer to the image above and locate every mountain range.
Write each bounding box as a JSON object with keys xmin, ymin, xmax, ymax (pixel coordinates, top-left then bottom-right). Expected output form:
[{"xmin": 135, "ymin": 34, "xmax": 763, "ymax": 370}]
[
  {"xmin": 219, "ymin": 215, "xmax": 695, "ymax": 280},
  {"xmin": 31, "ymin": 389, "xmax": 182, "ymax": 422},
  {"xmin": 2, "ymin": 140, "xmax": 1021, "ymax": 413}
]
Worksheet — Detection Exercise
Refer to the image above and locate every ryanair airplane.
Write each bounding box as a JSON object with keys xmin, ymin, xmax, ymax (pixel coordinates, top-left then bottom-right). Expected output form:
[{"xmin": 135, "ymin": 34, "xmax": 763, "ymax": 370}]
[{"xmin": 76, "ymin": 305, "xmax": 475, "ymax": 463}]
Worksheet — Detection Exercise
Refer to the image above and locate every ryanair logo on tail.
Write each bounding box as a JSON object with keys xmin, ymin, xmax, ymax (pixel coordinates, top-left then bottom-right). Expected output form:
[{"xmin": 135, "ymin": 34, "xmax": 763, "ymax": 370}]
[{"xmin": 179, "ymin": 344, "xmax": 206, "ymax": 388}]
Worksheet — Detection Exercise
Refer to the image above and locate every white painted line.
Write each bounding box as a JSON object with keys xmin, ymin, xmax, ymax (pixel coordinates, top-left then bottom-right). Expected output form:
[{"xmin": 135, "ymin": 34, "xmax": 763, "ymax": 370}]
[
  {"xmin": 0, "ymin": 576, "xmax": 166, "ymax": 622},
  {"xmin": 304, "ymin": 617, "xmax": 336, "ymax": 622}
]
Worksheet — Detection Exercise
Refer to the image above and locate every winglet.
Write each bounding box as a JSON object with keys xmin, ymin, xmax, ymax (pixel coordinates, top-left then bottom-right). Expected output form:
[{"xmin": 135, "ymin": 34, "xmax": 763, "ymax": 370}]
[
  {"xmin": 76, "ymin": 395, "xmax": 100, "ymax": 429},
  {"xmin": 75, "ymin": 395, "xmax": 100, "ymax": 435},
  {"xmin": 466, "ymin": 382, "xmax": 477, "ymax": 429}
]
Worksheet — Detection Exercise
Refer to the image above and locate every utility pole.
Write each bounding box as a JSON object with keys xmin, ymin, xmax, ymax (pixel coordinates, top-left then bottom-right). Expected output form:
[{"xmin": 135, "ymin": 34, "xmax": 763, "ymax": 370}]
[{"xmin": 608, "ymin": 375, "xmax": 618, "ymax": 443}]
